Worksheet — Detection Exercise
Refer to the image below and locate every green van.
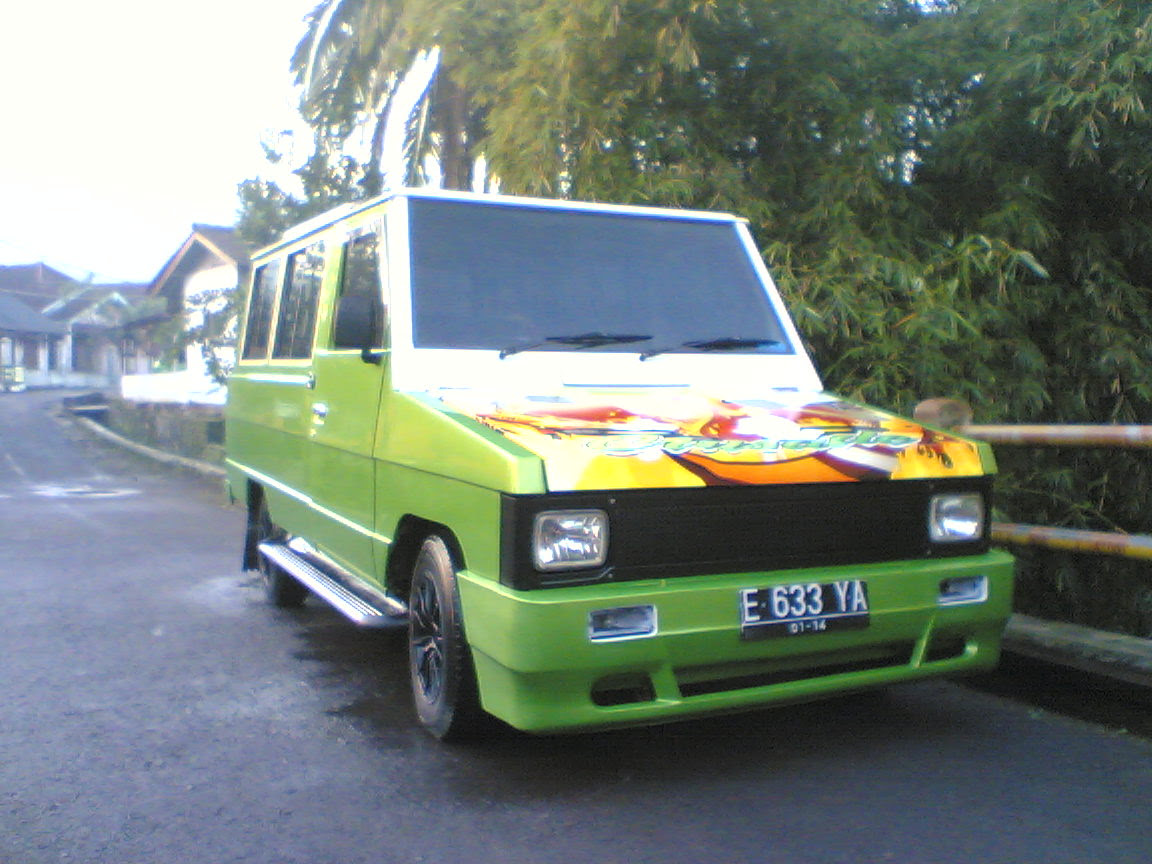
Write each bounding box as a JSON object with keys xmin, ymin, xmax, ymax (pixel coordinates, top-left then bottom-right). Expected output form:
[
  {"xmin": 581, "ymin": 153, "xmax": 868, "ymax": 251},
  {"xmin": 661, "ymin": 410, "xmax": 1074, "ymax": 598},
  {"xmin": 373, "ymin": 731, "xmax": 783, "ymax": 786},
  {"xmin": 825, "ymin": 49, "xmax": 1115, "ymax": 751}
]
[{"xmin": 225, "ymin": 189, "xmax": 1014, "ymax": 739}]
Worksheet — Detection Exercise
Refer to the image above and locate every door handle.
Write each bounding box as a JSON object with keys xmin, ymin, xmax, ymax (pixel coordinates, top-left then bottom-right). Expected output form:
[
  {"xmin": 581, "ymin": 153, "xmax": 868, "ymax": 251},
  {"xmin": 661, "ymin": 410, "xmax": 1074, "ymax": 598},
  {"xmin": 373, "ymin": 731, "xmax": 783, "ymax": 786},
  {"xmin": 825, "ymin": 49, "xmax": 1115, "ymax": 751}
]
[{"xmin": 312, "ymin": 402, "xmax": 329, "ymax": 419}]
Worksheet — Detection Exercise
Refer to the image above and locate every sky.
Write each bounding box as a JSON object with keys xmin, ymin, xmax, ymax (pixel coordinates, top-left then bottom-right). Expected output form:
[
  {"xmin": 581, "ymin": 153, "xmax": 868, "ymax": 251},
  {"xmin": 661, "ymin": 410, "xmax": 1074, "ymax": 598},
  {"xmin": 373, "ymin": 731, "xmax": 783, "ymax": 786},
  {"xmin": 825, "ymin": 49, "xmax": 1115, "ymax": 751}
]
[{"xmin": 0, "ymin": 0, "xmax": 319, "ymax": 284}]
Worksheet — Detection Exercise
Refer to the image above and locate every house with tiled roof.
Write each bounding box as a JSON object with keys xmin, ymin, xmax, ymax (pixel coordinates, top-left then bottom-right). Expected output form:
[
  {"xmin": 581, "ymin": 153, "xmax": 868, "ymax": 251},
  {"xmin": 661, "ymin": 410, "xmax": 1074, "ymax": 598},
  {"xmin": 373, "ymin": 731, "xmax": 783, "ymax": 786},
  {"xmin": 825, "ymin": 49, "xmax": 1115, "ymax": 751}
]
[
  {"xmin": 0, "ymin": 293, "xmax": 67, "ymax": 336},
  {"xmin": 0, "ymin": 263, "xmax": 155, "ymax": 389},
  {"xmin": 0, "ymin": 262, "xmax": 75, "ymax": 309},
  {"xmin": 121, "ymin": 224, "xmax": 251, "ymax": 404},
  {"xmin": 0, "ymin": 293, "xmax": 67, "ymax": 390},
  {"xmin": 149, "ymin": 224, "xmax": 250, "ymax": 316},
  {"xmin": 0, "ymin": 263, "xmax": 75, "ymax": 389},
  {"xmin": 41, "ymin": 287, "xmax": 136, "ymax": 387},
  {"xmin": 2, "ymin": 225, "xmax": 249, "ymax": 397}
]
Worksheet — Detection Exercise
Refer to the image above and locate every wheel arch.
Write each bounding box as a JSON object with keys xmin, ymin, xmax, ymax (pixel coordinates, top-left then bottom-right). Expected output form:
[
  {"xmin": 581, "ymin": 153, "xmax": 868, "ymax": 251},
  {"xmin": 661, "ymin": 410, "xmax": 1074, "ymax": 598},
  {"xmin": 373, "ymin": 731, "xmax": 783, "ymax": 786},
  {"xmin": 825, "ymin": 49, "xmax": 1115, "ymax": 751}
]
[{"xmin": 386, "ymin": 515, "xmax": 466, "ymax": 602}]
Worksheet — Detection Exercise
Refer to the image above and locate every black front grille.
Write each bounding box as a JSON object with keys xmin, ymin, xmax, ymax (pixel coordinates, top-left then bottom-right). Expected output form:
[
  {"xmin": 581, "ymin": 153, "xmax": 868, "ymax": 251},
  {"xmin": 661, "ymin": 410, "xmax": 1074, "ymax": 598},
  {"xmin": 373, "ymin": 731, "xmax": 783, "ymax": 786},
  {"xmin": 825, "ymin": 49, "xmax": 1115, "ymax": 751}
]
[{"xmin": 501, "ymin": 477, "xmax": 991, "ymax": 590}]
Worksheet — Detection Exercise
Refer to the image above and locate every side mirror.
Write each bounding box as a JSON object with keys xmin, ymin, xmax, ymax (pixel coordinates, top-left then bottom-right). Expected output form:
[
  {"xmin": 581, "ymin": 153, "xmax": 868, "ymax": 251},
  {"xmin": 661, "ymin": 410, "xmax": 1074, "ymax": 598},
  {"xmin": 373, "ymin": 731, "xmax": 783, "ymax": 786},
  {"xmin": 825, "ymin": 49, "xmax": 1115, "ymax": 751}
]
[{"xmin": 333, "ymin": 294, "xmax": 380, "ymax": 354}]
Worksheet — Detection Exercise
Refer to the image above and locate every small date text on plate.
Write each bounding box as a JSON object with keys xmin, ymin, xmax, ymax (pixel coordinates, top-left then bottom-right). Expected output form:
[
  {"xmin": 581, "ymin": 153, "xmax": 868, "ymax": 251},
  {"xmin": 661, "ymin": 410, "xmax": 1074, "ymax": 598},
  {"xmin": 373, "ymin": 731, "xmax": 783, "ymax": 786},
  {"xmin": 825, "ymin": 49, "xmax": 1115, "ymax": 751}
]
[{"xmin": 740, "ymin": 580, "xmax": 870, "ymax": 640}]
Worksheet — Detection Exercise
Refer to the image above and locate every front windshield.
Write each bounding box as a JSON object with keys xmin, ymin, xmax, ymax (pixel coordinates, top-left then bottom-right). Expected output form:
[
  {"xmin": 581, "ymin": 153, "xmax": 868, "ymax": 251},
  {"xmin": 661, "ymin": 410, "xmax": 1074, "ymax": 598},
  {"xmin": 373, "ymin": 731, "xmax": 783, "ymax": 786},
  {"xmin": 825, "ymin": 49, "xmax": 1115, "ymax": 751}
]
[{"xmin": 407, "ymin": 199, "xmax": 793, "ymax": 356}]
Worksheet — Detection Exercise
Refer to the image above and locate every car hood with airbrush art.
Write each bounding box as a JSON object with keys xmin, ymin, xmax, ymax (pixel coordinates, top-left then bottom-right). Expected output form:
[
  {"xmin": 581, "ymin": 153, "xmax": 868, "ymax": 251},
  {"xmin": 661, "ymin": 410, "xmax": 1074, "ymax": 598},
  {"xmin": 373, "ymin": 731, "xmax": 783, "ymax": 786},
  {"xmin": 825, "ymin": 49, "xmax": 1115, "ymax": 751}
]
[{"xmin": 431, "ymin": 389, "xmax": 991, "ymax": 492}]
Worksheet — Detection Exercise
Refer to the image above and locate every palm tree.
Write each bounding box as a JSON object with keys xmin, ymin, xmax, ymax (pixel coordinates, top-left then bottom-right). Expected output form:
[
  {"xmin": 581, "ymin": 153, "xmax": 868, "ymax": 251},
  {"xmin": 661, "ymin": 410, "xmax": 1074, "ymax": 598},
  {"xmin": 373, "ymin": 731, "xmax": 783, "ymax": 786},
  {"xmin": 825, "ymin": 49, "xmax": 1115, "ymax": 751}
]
[{"xmin": 292, "ymin": 0, "xmax": 481, "ymax": 191}]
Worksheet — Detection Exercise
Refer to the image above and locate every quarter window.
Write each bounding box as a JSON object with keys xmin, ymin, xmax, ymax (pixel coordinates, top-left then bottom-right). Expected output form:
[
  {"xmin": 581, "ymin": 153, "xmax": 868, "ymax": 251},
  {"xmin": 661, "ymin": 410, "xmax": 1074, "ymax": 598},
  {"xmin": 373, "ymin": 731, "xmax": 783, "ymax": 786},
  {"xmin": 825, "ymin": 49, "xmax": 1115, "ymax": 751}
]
[{"xmin": 273, "ymin": 245, "xmax": 325, "ymax": 359}]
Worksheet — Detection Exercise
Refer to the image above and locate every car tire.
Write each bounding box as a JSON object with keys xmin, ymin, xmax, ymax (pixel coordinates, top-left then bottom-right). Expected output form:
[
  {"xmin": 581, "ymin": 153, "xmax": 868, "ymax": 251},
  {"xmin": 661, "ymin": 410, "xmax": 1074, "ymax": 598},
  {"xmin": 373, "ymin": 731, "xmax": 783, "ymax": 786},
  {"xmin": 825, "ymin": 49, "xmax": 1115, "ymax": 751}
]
[
  {"xmin": 253, "ymin": 497, "xmax": 308, "ymax": 608},
  {"xmin": 408, "ymin": 535, "xmax": 483, "ymax": 740}
]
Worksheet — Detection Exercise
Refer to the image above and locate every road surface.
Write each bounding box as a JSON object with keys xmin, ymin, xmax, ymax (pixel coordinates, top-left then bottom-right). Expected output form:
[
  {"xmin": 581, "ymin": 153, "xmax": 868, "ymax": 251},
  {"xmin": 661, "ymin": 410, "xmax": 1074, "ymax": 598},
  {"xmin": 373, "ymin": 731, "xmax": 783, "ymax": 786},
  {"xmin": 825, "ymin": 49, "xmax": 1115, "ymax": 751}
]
[{"xmin": 2, "ymin": 390, "xmax": 1150, "ymax": 864}]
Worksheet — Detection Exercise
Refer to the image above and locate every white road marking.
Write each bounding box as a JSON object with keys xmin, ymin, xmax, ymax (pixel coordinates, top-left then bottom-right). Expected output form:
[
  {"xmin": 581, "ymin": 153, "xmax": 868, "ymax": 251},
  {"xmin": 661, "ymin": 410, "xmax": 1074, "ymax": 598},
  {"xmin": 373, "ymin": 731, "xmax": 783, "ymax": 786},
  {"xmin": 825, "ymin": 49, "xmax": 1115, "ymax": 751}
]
[
  {"xmin": 32, "ymin": 485, "xmax": 139, "ymax": 499},
  {"xmin": 3, "ymin": 452, "xmax": 28, "ymax": 478}
]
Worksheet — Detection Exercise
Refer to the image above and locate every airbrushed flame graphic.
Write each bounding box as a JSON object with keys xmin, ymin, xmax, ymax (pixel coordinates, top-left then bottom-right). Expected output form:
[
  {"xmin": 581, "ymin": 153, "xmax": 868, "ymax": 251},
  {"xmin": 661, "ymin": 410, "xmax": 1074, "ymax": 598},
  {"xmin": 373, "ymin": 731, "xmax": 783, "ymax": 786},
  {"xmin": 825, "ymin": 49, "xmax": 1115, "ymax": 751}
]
[{"xmin": 437, "ymin": 391, "xmax": 985, "ymax": 491}]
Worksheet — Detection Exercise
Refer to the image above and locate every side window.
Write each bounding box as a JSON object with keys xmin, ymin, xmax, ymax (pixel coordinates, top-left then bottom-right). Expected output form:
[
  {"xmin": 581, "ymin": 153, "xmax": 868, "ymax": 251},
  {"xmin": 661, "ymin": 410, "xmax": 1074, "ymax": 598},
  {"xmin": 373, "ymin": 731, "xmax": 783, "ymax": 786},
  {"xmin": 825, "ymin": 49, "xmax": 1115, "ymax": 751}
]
[
  {"xmin": 332, "ymin": 232, "xmax": 387, "ymax": 349},
  {"xmin": 272, "ymin": 244, "xmax": 325, "ymax": 359},
  {"xmin": 241, "ymin": 261, "xmax": 280, "ymax": 360}
]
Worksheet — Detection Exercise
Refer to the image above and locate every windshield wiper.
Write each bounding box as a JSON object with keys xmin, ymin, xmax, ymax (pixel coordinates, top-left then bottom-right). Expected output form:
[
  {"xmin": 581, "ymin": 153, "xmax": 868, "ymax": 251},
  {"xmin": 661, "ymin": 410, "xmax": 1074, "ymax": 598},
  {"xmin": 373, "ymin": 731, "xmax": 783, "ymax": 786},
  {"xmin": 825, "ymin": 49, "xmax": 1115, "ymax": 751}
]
[
  {"xmin": 640, "ymin": 337, "xmax": 780, "ymax": 361},
  {"xmin": 500, "ymin": 332, "xmax": 652, "ymax": 359}
]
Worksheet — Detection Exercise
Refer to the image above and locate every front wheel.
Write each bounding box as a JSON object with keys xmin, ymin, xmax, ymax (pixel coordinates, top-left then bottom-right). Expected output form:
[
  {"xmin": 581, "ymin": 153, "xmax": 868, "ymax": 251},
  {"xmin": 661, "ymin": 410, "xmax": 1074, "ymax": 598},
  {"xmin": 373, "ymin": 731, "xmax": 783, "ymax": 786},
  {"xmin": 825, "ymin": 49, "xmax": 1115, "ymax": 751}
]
[{"xmin": 408, "ymin": 535, "xmax": 482, "ymax": 740}]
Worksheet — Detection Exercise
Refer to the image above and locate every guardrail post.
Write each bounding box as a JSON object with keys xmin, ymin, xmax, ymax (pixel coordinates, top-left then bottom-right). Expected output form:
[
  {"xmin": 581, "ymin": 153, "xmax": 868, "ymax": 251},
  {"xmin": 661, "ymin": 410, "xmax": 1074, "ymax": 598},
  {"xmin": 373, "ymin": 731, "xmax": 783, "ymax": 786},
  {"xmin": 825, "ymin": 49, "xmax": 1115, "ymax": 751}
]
[{"xmin": 912, "ymin": 398, "xmax": 973, "ymax": 429}]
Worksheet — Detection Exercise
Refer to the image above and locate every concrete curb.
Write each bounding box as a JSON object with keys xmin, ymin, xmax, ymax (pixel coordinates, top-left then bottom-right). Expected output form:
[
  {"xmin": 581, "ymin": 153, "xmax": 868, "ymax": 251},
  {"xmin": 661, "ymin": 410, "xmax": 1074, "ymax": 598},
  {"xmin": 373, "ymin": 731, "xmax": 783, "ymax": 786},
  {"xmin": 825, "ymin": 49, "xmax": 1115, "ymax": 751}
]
[
  {"xmin": 71, "ymin": 414, "xmax": 226, "ymax": 480},
  {"xmin": 1002, "ymin": 613, "xmax": 1152, "ymax": 690}
]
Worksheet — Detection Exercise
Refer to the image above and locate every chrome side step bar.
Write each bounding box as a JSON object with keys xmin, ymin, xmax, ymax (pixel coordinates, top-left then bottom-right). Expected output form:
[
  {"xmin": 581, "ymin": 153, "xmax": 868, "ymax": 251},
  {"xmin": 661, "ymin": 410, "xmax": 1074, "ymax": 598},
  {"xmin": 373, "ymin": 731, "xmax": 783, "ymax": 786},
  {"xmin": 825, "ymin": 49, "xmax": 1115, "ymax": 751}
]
[{"xmin": 258, "ymin": 540, "xmax": 407, "ymax": 629}]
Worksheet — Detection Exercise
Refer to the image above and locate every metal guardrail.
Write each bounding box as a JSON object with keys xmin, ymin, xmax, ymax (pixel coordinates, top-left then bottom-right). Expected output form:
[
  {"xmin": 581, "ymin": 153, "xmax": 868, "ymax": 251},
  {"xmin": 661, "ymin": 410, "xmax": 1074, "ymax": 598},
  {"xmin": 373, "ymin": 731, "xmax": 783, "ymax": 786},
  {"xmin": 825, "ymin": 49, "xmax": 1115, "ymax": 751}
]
[
  {"xmin": 958, "ymin": 425, "xmax": 1152, "ymax": 447},
  {"xmin": 991, "ymin": 523, "xmax": 1152, "ymax": 561},
  {"xmin": 915, "ymin": 400, "xmax": 1152, "ymax": 562}
]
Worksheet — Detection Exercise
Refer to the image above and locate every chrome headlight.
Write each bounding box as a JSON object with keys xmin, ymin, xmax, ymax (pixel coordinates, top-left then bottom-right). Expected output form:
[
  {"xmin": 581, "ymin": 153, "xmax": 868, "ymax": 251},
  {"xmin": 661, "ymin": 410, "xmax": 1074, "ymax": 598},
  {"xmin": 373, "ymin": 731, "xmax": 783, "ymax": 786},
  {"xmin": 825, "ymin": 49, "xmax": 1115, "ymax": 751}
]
[
  {"xmin": 929, "ymin": 493, "xmax": 985, "ymax": 543},
  {"xmin": 532, "ymin": 509, "xmax": 608, "ymax": 570}
]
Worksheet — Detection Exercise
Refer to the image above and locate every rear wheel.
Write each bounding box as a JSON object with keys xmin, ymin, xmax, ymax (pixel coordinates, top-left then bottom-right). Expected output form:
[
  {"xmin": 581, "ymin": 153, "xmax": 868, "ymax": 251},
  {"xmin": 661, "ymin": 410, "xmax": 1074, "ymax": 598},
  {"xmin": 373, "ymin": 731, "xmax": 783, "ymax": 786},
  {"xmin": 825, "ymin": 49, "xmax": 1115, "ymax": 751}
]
[
  {"xmin": 408, "ymin": 535, "xmax": 482, "ymax": 740},
  {"xmin": 253, "ymin": 497, "xmax": 308, "ymax": 608}
]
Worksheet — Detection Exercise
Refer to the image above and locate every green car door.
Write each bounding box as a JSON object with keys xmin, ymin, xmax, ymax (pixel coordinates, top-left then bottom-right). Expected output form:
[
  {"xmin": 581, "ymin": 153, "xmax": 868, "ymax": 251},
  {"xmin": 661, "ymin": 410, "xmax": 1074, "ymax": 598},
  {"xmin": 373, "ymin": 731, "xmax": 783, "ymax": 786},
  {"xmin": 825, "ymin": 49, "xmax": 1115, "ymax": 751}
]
[{"xmin": 306, "ymin": 227, "xmax": 389, "ymax": 585}]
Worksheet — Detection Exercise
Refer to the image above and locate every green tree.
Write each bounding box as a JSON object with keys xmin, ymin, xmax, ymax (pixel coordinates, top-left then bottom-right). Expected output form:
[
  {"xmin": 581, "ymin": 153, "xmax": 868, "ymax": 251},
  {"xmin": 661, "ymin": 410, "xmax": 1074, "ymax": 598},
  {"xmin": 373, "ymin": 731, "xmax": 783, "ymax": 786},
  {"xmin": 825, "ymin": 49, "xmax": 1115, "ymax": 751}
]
[
  {"xmin": 917, "ymin": 0, "xmax": 1152, "ymax": 633},
  {"xmin": 236, "ymin": 138, "xmax": 370, "ymax": 248}
]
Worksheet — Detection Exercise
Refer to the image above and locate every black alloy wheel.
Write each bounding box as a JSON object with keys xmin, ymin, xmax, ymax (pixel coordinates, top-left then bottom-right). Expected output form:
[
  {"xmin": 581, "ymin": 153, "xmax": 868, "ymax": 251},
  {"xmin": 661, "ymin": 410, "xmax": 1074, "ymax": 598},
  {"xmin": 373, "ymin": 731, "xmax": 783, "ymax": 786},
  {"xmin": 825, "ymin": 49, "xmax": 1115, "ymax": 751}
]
[{"xmin": 408, "ymin": 535, "xmax": 482, "ymax": 740}]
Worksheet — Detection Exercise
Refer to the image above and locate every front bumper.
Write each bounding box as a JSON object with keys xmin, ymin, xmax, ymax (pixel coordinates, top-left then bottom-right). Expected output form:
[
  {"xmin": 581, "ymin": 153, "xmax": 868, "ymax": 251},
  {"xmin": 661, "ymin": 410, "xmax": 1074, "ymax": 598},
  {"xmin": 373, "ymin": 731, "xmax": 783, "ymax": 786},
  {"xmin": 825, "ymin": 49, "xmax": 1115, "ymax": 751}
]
[{"xmin": 458, "ymin": 551, "xmax": 1015, "ymax": 733}]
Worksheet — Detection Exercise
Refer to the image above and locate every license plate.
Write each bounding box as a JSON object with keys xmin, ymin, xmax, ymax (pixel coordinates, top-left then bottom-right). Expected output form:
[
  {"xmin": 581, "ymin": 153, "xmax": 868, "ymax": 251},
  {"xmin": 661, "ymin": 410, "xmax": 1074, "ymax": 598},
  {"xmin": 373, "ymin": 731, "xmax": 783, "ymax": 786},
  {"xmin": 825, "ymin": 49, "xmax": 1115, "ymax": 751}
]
[{"xmin": 740, "ymin": 580, "xmax": 870, "ymax": 640}]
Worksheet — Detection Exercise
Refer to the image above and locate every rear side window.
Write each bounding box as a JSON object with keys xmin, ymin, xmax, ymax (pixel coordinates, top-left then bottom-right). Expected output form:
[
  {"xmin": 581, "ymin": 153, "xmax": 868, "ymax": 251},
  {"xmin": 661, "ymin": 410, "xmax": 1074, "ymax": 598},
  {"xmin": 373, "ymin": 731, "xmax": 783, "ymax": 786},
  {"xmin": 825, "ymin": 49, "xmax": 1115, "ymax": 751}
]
[
  {"xmin": 241, "ymin": 261, "xmax": 280, "ymax": 360},
  {"xmin": 332, "ymin": 232, "xmax": 386, "ymax": 349},
  {"xmin": 273, "ymin": 244, "xmax": 325, "ymax": 359}
]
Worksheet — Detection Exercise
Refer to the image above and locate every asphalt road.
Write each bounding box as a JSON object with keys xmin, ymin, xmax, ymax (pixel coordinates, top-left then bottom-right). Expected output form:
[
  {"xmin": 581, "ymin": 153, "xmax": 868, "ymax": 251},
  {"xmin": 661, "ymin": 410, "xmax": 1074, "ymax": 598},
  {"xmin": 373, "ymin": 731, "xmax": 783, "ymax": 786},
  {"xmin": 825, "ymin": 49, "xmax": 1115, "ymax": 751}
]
[{"xmin": 2, "ymin": 389, "xmax": 1150, "ymax": 864}]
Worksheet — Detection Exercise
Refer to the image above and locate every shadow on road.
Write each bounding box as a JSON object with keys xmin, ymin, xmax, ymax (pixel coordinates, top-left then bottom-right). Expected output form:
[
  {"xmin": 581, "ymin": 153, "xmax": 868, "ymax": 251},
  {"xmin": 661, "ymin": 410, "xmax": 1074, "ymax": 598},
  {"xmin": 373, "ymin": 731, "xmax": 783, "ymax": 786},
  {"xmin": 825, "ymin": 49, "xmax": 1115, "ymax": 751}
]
[
  {"xmin": 275, "ymin": 593, "xmax": 984, "ymax": 787},
  {"xmin": 964, "ymin": 653, "xmax": 1152, "ymax": 740}
]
